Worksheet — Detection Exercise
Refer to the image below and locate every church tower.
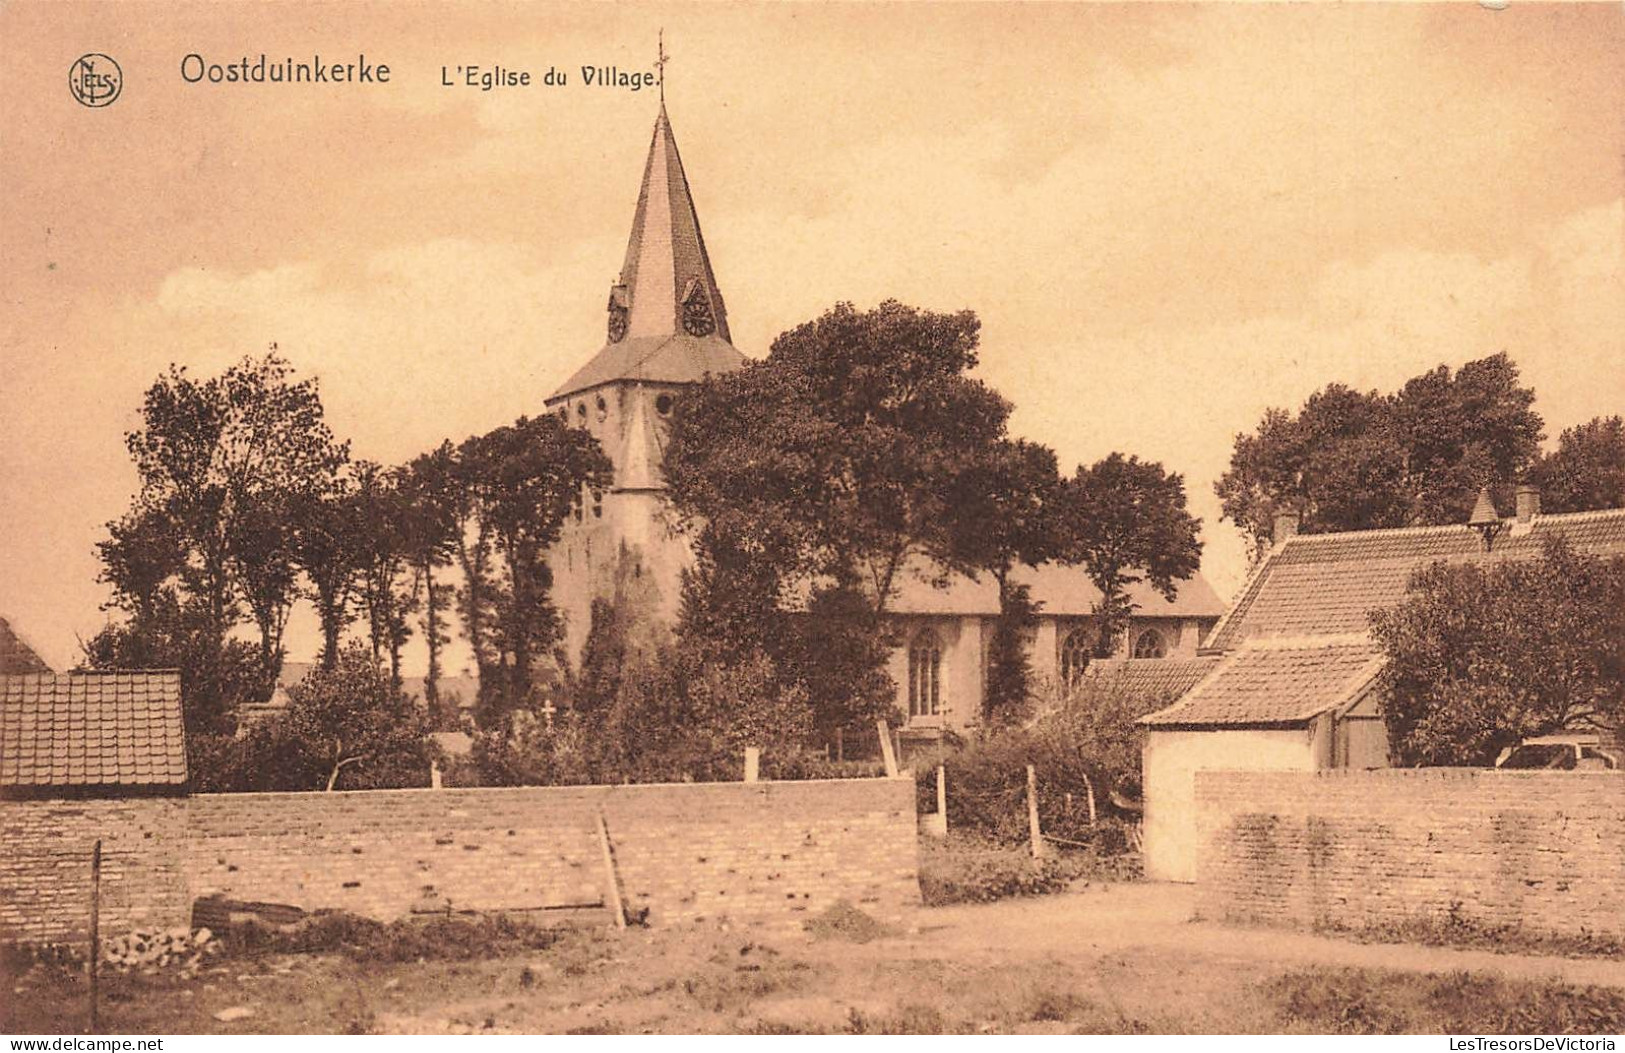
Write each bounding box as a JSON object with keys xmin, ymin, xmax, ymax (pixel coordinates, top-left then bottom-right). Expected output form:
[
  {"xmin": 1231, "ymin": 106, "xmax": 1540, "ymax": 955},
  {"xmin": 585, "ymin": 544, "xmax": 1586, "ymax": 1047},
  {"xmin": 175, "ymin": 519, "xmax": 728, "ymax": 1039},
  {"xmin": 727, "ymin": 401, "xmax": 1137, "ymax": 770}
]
[{"xmin": 546, "ymin": 103, "xmax": 747, "ymax": 664}]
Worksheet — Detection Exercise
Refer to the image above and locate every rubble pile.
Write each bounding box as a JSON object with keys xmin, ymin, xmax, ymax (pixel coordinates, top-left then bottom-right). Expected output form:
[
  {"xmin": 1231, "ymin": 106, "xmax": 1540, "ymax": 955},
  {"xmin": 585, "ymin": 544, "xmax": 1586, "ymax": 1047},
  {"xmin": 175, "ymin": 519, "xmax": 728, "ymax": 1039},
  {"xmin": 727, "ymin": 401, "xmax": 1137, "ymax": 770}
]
[{"xmin": 100, "ymin": 927, "xmax": 220, "ymax": 977}]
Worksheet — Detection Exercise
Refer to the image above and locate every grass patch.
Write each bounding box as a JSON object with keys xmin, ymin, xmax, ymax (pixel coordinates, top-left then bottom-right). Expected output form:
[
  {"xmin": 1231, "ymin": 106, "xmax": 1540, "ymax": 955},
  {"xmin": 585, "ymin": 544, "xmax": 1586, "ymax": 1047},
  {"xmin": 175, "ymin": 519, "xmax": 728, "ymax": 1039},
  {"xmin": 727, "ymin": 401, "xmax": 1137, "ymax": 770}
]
[
  {"xmin": 1271, "ymin": 967, "xmax": 1625, "ymax": 1034},
  {"xmin": 1316, "ymin": 904, "xmax": 1625, "ymax": 961},
  {"xmin": 222, "ymin": 910, "xmax": 571, "ymax": 963}
]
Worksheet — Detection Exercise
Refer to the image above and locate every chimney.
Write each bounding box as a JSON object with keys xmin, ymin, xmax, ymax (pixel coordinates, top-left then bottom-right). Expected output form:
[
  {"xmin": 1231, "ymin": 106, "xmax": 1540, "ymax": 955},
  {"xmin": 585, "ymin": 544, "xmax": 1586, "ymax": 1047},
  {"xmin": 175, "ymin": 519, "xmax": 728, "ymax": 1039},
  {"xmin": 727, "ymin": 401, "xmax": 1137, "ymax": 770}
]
[
  {"xmin": 1272, "ymin": 509, "xmax": 1300, "ymax": 546},
  {"xmin": 1515, "ymin": 484, "xmax": 1541, "ymax": 523}
]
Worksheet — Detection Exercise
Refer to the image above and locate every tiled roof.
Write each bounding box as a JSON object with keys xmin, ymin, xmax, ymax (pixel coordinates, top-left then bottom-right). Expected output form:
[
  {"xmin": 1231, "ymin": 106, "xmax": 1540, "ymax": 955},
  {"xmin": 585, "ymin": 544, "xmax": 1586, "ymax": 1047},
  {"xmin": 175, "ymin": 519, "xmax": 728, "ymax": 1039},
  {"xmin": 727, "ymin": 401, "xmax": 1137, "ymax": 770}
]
[
  {"xmin": 1207, "ymin": 508, "xmax": 1625, "ymax": 652},
  {"xmin": 1140, "ymin": 638, "xmax": 1383, "ymax": 727},
  {"xmin": 0, "ymin": 671, "xmax": 187, "ymax": 788},
  {"xmin": 1085, "ymin": 656, "xmax": 1221, "ymax": 701},
  {"xmin": 0, "ymin": 616, "xmax": 51, "ymax": 674}
]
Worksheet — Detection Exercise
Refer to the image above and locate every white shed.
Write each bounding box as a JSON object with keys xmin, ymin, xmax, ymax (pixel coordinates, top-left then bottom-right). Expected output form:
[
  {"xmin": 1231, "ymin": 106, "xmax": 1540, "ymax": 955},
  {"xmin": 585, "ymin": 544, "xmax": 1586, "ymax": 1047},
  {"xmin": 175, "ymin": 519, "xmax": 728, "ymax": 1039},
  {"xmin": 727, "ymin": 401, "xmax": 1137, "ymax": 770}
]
[{"xmin": 1138, "ymin": 637, "xmax": 1387, "ymax": 883}]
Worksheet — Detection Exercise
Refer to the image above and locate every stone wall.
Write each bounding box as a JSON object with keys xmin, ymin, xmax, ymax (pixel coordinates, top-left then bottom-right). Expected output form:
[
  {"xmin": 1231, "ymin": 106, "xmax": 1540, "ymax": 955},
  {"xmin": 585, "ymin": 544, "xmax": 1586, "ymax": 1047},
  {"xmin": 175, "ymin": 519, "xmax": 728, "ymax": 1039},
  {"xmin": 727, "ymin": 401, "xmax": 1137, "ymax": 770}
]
[
  {"xmin": 1195, "ymin": 769, "xmax": 1625, "ymax": 939},
  {"xmin": 1, "ymin": 778, "xmax": 919, "ymax": 945}
]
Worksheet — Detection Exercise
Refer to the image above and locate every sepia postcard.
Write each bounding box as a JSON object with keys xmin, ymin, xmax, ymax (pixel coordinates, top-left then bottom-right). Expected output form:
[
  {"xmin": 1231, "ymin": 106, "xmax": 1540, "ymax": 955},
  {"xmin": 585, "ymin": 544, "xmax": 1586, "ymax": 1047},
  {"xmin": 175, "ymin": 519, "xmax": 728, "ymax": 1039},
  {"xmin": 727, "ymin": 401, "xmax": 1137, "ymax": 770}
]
[{"xmin": 2, "ymin": 0, "xmax": 1622, "ymax": 1042}]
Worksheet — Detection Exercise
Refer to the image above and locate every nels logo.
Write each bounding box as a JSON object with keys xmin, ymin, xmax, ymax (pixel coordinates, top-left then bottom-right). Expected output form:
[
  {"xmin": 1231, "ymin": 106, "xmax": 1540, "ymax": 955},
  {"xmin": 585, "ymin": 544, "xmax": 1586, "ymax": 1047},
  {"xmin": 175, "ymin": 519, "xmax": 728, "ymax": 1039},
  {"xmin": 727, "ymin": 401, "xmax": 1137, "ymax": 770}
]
[{"xmin": 69, "ymin": 53, "xmax": 122, "ymax": 107}]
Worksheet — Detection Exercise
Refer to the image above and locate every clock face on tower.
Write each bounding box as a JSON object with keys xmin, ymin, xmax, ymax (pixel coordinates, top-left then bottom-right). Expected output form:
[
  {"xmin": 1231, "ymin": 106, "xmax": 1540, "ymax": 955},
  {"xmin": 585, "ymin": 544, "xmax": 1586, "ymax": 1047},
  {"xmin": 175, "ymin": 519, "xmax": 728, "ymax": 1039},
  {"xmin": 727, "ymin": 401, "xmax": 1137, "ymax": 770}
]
[
  {"xmin": 607, "ymin": 303, "xmax": 629, "ymax": 343},
  {"xmin": 682, "ymin": 290, "xmax": 715, "ymax": 337}
]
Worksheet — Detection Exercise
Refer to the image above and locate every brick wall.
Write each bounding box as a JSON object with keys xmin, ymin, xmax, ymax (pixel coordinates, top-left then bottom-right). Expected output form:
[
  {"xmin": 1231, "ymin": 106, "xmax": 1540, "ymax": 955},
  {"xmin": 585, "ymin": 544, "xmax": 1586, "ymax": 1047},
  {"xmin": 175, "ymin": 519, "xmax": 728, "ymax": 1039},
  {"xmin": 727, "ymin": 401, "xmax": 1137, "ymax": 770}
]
[
  {"xmin": 2, "ymin": 778, "xmax": 919, "ymax": 945},
  {"xmin": 0, "ymin": 797, "xmax": 190, "ymax": 944},
  {"xmin": 1195, "ymin": 770, "xmax": 1625, "ymax": 939}
]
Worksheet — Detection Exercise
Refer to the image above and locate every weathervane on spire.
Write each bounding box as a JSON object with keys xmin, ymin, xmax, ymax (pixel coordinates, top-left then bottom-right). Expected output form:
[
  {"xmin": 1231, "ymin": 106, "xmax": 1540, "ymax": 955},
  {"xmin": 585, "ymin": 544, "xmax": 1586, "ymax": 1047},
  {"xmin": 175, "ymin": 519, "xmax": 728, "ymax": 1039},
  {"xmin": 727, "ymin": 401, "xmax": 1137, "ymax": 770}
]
[{"xmin": 656, "ymin": 29, "xmax": 669, "ymax": 103}]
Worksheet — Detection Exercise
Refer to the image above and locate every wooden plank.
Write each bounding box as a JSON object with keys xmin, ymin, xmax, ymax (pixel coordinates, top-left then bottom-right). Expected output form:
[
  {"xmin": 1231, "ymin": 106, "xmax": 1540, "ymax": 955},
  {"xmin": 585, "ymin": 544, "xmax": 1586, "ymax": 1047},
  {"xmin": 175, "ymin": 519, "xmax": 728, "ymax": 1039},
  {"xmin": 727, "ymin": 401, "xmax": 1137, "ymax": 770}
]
[{"xmin": 595, "ymin": 813, "xmax": 627, "ymax": 930}]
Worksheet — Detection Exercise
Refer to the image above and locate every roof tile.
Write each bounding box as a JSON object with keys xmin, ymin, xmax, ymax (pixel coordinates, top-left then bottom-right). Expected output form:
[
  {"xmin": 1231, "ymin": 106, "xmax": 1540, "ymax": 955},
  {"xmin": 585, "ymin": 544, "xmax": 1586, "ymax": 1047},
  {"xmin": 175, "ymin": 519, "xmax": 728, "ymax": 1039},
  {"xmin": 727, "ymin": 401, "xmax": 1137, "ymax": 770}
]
[
  {"xmin": 1141, "ymin": 639, "xmax": 1383, "ymax": 727},
  {"xmin": 0, "ymin": 671, "xmax": 186, "ymax": 789},
  {"xmin": 1208, "ymin": 509, "xmax": 1625, "ymax": 651}
]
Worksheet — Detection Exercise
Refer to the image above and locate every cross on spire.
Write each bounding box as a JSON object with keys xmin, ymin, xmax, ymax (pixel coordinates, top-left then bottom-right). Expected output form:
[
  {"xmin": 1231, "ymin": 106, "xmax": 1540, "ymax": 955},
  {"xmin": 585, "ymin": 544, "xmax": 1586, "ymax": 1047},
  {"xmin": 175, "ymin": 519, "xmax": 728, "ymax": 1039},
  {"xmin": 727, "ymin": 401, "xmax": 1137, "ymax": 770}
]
[{"xmin": 656, "ymin": 29, "xmax": 669, "ymax": 103}]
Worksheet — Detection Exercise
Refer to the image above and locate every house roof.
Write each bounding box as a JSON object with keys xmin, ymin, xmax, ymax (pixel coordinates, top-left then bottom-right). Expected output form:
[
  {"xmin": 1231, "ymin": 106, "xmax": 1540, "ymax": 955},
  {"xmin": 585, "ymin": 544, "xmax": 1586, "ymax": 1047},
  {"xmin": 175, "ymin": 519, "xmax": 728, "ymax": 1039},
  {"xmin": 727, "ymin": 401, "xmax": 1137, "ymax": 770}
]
[
  {"xmin": 883, "ymin": 558, "xmax": 1227, "ymax": 619},
  {"xmin": 1139, "ymin": 637, "xmax": 1384, "ymax": 728},
  {"xmin": 548, "ymin": 105, "xmax": 746, "ymax": 403},
  {"xmin": 1085, "ymin": 655, "xmax": 1221, "ymax": 701},
  {"xmin": 0, "ymin": 616, "xmax": 51, "ymax": 675},
  {"xmin": 1206, "ymin": 507, "xmax": 1625, "ymax": 652},
  {"xmin": 0, "ymin": 671, "xmax": 187, "ymax": 788}
]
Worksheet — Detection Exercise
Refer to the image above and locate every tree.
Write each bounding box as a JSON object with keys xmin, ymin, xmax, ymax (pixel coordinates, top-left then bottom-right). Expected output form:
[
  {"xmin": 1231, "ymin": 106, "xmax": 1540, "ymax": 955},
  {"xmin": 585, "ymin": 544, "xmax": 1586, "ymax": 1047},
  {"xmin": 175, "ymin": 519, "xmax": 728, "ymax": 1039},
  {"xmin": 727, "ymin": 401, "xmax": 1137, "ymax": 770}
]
[
  {"xmin": 947, "ymin": 439, "xmax": 1061, "ymax": 720},
  {"xmin": 1371, "ymin": 537, "xmax": 1625, "ymax": 767},
  {"xmin": 351, "ymin": 461, "xmax": 416, "ymax": 684},
  {"xmin": 103, "ymin": 351, "xmax": 346, "ymax": 720},
  {"xmin": 1053, "ymin": 453, "xmax": 1203, "ymax": 657},
  {"xmin": 1217, "ymin": 354, "xmax": 1544, "ymax": 559},
  {"xmin": 237, "ymin": 644, "xmax": 435, "ymax": 791},
  {"xmin": 398, "ymin": 442, "xmax": 462, "ymax": 711},
  {"xmin": 1532, "ymin": 416, "xmax": 1625, "ymax": 514},
  {"xmin": 291, "ymin": 475, "xmax": 365, "ymax": 670},
  {"xmin": 664, "ymin": 300, "xmax": 1044, "ymax": 734},
  {"xmin": 452, "ymin": 415, "xmax": 612, "ymax": 725}
]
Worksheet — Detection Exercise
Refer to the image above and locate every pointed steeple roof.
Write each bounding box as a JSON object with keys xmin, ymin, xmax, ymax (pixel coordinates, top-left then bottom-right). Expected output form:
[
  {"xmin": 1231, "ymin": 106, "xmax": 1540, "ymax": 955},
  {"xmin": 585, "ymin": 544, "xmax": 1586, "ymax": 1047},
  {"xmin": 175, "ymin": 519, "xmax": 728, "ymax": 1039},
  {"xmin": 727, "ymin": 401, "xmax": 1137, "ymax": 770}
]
[{"xmin": 548, "ymin": 105, "xmax": 746, "ymax": 404}]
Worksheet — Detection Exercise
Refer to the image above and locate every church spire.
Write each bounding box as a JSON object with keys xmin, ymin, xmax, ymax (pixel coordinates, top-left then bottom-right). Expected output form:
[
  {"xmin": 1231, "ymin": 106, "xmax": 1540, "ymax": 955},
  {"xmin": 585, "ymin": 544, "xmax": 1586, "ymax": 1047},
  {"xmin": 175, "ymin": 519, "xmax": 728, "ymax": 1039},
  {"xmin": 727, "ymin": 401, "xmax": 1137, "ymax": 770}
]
[
  {"xmin": 548, "ymin": 100, "xmax": 742, "ymax": 404},
  {"xmin": 614, "ymin": 103, "xmax": 731, "ymax": 344}
]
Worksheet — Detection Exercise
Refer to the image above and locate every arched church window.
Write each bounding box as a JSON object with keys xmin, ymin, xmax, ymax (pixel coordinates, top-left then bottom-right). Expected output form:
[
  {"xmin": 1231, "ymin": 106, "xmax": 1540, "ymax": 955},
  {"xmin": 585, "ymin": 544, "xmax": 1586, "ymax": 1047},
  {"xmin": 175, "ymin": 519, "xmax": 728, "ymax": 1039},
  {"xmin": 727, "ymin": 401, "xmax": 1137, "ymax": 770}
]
[
  {"xmin": 595, "ymin": 395, "xmax": 608, "ymax": 422},
  {"xmin": 557, "ymin": 407, "xmax": 568, "ymax": 423},
  {"xmin": 1133, "ymin": 628, "xmax": 1167, "ymax": 660},
  {"xmin": 908, "ymin": 629, "xmax": 943, "ymax": 719},
  {"xmin": 1060, "ymin": 627, "xmax": 1092, "ymax": 685},
  {"xmin": 576, "ymin": 402, "xmax": 587, "ymax": 422}
]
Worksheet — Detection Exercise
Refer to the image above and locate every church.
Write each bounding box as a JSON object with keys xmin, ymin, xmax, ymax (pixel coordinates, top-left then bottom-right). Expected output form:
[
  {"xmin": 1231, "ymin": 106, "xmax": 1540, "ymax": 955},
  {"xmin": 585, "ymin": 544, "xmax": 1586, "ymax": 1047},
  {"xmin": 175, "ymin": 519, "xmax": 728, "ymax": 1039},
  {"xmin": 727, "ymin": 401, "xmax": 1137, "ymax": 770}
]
[{"xmin": 544, "ymin": 103, "xmax": 1226, "ymax": 735}]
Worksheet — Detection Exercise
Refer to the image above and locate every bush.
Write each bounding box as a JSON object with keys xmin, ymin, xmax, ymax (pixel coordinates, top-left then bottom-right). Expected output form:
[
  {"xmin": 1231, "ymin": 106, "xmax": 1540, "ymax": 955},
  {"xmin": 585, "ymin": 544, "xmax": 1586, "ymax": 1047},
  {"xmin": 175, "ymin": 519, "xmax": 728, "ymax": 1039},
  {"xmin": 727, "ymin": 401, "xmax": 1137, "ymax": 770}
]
[{"xmin": 917, "ymin": 834, "xmax": 1086, "ymax": 905}]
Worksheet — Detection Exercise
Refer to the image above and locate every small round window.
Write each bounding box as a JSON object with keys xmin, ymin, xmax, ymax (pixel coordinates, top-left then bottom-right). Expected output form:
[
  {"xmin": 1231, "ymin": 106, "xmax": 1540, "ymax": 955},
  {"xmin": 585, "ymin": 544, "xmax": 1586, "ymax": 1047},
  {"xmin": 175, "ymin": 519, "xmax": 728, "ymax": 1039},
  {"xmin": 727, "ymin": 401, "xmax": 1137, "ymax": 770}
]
[{"xmin": 655, "ymin": 394, "xmax": 674, "ymax": 416}]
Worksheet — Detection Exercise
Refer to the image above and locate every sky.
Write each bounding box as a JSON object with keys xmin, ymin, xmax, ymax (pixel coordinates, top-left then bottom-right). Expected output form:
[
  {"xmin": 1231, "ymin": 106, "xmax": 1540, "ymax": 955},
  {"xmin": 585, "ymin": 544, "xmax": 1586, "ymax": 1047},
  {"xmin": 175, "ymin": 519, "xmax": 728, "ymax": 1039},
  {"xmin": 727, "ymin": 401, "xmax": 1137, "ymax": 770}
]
[{"xmin": 2, "ymin": 1, "xmax": 1621, "ymax": 672}]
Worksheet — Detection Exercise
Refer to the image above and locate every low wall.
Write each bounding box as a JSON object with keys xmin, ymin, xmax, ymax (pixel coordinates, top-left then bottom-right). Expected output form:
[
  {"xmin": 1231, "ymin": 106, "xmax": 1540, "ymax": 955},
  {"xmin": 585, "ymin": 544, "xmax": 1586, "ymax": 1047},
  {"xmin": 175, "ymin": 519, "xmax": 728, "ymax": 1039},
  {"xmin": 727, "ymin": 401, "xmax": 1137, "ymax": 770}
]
[
  {"xmin": 2, "ymin": 778, "xmax": 919, "ymax": 945},
  {"xmin": 1195, "ymin": 770, "xmax": 1625, "ymax": 940},
  {"xmin": 0, "ymin": 797, "xmax": 191, "ymax": 945}
]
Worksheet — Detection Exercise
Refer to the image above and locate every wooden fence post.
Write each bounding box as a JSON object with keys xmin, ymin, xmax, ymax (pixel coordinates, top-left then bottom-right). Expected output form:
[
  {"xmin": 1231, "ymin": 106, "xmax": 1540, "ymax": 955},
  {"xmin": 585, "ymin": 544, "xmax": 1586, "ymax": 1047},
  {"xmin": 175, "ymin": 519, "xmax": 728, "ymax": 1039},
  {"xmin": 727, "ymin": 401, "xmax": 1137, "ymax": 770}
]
[
  {"xmin": 936, "ymin": 764, "xmax": 948, "ymax": 830},
  {"xmin": 877, "ymin": 720, "xmax": 898, "ymax": 777},
  {"xmin": 89, "ymin": 839, "xmax": 102, "ymax": 1033},
  {"xmin": 744, "ymin": 747, "xmax": 760, "ymax": 783},
  {"xmin": 1026, "ymin": 765, "xmax": 1045, "ymax": 859}
]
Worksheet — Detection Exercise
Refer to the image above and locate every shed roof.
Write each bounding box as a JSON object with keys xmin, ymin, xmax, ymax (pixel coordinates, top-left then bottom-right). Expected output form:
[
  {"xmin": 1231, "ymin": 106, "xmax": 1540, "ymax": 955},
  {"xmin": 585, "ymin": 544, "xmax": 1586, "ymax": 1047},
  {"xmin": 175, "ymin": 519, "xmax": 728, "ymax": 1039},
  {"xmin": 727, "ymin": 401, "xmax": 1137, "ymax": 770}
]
[
  {"xmin": 0, "ymin": 671, "xmax": 187, "ymax": 789},
  {"xmin": 1085, "ymin": 655, "xmax": 1221, "ymax": 702},
  {"xmin": 1139, "ymin": 637, "xmax": 1383, "ymax": 728},
  {"xmin": 1206, "ymin": 507, "xmax": 1625, "ymax": 652}
]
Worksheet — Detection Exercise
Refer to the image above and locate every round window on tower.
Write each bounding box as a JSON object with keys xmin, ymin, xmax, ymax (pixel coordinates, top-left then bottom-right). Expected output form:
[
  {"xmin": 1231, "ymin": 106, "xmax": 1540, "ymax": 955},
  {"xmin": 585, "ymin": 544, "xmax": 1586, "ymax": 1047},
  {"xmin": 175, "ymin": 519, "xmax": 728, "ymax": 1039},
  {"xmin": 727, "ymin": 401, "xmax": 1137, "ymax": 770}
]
[{"xmin": 655, "ymin": 394, "xmax": 674, "ymax": 417}]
